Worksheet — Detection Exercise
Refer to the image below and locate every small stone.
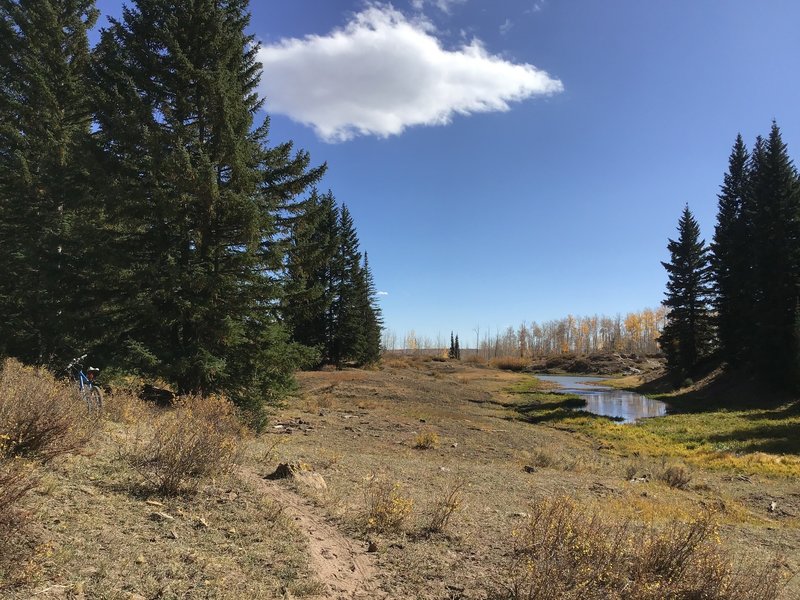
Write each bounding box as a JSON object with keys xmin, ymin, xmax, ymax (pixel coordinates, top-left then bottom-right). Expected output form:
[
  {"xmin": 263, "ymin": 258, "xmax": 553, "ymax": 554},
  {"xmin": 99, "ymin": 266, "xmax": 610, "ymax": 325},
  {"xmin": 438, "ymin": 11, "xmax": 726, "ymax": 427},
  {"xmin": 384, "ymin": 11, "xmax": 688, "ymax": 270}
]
[
  {"xmin": 197, "ymin": 517, "xmax": 209, "ymax": 528},
  {"xmin": 367, "ymin": 540, "xmax": 379, "ymax": 553},
  {"xmin": 451, "ymin": 443, "xmax": 458, "ymax": 449},
  {"xmin": 523, "ymin": 465, "xmax": 536, "ymax": 473},
  {"xmin": 769, "ymin": 501, "xmax": 778, "ymax": 513},
  {"xmin": 227, "ymin": 528, "xmax": 237, "ymax": 535},
  {"xmin": 135, "ymin": 555, "xmax": 145, "ymax": 565},
  {"xmin": 439, "ymin": 467, "xmax": 451, "ymax": 473},
  {"xmin": 511, "ymin": 512, "xmax": 529, "ymax": 519}
]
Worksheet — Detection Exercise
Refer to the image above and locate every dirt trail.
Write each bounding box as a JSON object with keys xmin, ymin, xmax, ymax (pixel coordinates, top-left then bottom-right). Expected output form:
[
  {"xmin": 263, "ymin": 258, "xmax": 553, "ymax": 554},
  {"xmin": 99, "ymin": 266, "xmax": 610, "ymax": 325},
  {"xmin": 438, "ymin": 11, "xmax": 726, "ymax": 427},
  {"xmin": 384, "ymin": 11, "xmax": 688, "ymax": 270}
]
[{"xmin": 239, "ymin": 467, "xmax": 378, "ymax": 599}]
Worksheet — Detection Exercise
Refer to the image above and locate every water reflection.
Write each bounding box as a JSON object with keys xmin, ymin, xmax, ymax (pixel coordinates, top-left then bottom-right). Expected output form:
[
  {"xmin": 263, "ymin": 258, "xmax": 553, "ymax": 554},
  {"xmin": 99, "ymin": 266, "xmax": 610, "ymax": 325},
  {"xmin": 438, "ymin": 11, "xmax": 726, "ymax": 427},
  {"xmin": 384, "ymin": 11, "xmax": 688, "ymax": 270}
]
[{"xmin": 536, "ymin": 374, "xmax": 667, "ymax": 423}]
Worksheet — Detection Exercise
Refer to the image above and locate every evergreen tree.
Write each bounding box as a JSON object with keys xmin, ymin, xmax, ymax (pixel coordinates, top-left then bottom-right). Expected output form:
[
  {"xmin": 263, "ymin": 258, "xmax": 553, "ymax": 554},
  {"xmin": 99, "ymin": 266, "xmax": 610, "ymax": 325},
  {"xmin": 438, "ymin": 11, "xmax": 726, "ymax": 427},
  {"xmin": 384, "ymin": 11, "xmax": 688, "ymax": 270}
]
[
  {"xmin": 747, "ymin": 122, "xmax": 800, "ymax": 385},
  {"xmin": 330, "ymin": 205, "xmax": 364, "ymax": 366},
  {"xmin": 0, "ymin": 0, "xmax": 99, "ymax": 366},
  {"xmin": 449, "ymin": 332, "xmax": 456, "ymax": 359},
  {"xmin": 454, "ymin": 334, "xmax": 461, "ymax": 360},
  {"xmin": 659, "ymin": 206, "xmax": 714, "ymax": 378},
  {"xmin": 91, "ymin": 0, "xmax": 324, "ymax": 413},
  {"xmin": 282, "ymin": 190, "xmax": 338, "ymax": 363},
  {"xmin": 711, "ymin": 134, "xmax": 751, "ymax": 366},
  {"xmin": 358, "ymin": 252, "xmax": 383, "ymax": 364}
]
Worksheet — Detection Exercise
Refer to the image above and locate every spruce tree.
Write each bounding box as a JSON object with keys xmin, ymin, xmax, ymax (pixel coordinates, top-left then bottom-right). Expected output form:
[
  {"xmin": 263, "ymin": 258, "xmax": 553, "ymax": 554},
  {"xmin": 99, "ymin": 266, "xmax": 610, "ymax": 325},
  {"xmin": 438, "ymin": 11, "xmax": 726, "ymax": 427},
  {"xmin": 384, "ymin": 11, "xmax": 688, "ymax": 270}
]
[
  {"xmin": 91, "ymin": 0, "xmax": 324, "ymax": 413},
  {"xmin": 711, "ymin": 134, "xmax": 751, "ymax": 366},
  {"xmin": 454, "ymin": 334, "xmax": 461, "ymax": 360},
  {"xmin": 358, "ymin": 252, "xmax": 383, "ymax": 364},
  {"xmin": 282, "ymin": 189, "xmax": 338, "ymax": 363},
  {"xmin": 0, "ymin": 0, "xmax": 98, "ymax": 366},
  {"xmin": 449, "ymin": 332, "xmax": 456, "ymax": 359},
  {"xmin": 659, "ymin": 206, "xmax": 714, "ymax": 378},
  {"xmin": 747, "ymin": 122, "xmax": 800, "ymax": 385},
  {"xmin": 330, "ymin": 205, "xmax": 365, "ymax": 366}
]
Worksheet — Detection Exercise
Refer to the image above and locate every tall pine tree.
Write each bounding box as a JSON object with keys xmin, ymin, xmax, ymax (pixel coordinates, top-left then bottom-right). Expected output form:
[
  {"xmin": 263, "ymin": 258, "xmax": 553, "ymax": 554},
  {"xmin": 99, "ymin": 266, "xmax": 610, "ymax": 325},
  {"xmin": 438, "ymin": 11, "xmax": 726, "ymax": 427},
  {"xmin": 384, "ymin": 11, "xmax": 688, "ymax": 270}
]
[
  {"xmin": 91, "ymin": 0, "xmax": 324, "ymax": 413},
  {"xmin": 0, "ymin": 0, "xmax": 99, "ymax": 366},
  {"xmin": 711, "ymin": 134, "xmax": 751, "ymax": 367},
  {"xmin": 659, "ymin": 206, "xmax": 714, "ymax": 378},
  {"xmin": 747, "ymin": 122, "xmax": 800, "ymax": 385}
]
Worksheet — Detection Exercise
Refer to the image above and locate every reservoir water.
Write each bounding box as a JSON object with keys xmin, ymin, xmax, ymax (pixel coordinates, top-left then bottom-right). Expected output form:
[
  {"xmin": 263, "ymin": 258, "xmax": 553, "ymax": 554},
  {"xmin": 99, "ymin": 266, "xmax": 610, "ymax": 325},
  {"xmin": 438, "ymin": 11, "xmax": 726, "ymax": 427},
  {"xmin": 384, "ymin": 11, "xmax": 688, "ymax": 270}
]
[{"xmin": 536, "ymin": 374, "xmax": 668, "ymax": 423}]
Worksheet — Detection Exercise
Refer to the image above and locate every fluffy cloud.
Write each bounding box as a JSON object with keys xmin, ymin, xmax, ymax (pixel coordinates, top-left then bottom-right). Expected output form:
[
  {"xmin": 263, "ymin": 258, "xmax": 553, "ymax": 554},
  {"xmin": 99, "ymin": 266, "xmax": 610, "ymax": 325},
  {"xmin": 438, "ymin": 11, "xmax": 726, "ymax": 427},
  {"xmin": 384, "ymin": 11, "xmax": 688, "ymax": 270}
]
[{"xmin": 257, "ymin": 5, "xmax": 563, "ymax": 142}]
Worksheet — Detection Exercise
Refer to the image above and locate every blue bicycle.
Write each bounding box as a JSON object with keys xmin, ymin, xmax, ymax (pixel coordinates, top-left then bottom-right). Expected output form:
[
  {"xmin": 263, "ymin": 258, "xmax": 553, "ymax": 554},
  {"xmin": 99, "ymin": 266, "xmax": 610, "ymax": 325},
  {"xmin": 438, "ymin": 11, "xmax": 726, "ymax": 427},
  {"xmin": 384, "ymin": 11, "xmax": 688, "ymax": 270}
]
[{"xmin": 65, "ymin": 354, "xmax": 103, "ymax": 411}]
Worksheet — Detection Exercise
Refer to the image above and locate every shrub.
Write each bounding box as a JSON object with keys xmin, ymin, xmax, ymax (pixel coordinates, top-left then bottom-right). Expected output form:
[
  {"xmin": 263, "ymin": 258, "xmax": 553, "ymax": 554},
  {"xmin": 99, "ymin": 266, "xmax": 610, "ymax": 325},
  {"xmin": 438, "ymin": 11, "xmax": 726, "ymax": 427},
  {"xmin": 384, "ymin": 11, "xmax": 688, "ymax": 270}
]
[
  {"xmin": 659, "ymin": 464, "xmax": 692, "ymax": 489},
  {"xmin": 413, "ymin": 429, "xmax": 440, "ymax": 449},
  {"xmin": 491, "ymin": 496, "xmax": 781, "ymax": 600},
  {"xmin": 0, "ymin": 457, "xmax": 38, "ymax": 586},
  {"xmin": 528, "ymin": 449, "xmax": 557, "ymax": 469},
  {"xmin": 490, "ymin": 356, "xmax": 530, "ymax": 372},
  {"xmin": 364, "ymin": 478, "xmax": 414, "ymax": 533},
  {"xmin": 423, "ymin": 480, "xmax": 463, "ymax": 535},
  {"xmin": 129, "ymin": 395, "xmax": 243, "ymax": 495},
  {"xmin": 0, "ymin": 358, "xmax": 94, "ymax": 463}
]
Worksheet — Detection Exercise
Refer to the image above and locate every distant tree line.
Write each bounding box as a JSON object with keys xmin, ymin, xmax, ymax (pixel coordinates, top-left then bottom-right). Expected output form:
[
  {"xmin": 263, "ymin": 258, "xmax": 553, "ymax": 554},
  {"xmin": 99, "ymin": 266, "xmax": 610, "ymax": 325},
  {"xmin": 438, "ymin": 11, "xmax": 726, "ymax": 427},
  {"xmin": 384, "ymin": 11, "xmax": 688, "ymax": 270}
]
[
  {"xmin": 660, "ymin": 122, "xmax": 800, "ymax": 388},
  {"xmin": 0, "ymin": 0, "xmax": 382, "ymax": 420},
  {"xmin": 384, "ymin": 308, "xmax": 666, "ymax": 357}
]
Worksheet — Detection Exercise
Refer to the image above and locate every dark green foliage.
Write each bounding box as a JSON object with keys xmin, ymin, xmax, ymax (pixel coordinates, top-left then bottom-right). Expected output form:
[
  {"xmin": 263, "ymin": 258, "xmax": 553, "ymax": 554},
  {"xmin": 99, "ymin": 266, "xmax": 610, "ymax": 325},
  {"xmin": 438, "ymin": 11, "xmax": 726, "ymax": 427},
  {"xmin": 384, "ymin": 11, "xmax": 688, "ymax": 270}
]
[
  {"xmin": 660, "ymin": 206, "xmax": 714, "ymax": 377},
  {"xmin": 746, "ymin": 123, "xmax": 800, "ymax": 386},
  {"xmin": 284, "ymin": 194, "xmax": 382, "ymax": 367},
  {"xmin": 454, "ymin": 334, "xmax": 460, "ymax": 360},
  {"xmin": 90, "ymin": 0, "xmax": 324, "ymax": 407},
  {"xmin": 0, "ymin": 0, "xmax": 99, "ymax": 367},
  {"xmin": 282, "ymin": 190, "xmax": 338, "ymax": 363},
  {"xmin": 711, "ymin": 134, "xmax": 751, "ymax": 366}
]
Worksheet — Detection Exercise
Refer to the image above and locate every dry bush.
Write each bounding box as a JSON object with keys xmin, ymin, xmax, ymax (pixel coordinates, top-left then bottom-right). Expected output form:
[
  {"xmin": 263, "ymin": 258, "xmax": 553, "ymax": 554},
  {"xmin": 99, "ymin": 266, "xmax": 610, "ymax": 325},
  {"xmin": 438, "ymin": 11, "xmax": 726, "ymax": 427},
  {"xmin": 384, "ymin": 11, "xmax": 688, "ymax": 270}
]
[
  {"xmin": 363, "ymin": 477, "xmax": 414, "ymax": 533},
  {"xmin": 413, "ymin": 430, "xmax": 440, "ymax": 449},
  {"xmin": 103, "ymin": 390, "xmax": 151, "ymax": 424},
  {"xmin": 423, "ymin": 480, "xmax": 464, "ymax": 535},
  {"xmin": 528, "ymin": 449, "xmax": 557, "ymax": 469},
  {"xmin": 462, "ymin": 354, "xmax": 487, "ymax": 366},
  {"xmin": 129, "ymin": 395, "xmax": 243, "ymax": 496},
  {"xmin": 490, "ymin": 356, "xmax": 530, "ymax": 372},
  {"xmin": 0, "ymin": 457, "xmax": 39, "ymax": 587},
  {"xmin": 491, "ymin": 496, "xmax": 781, "ymax": 600},
  {"xmin": 659, "ymin": 463, "xmax": 692, "ymax": 489},
  {"xmin": 0, "ymin": 358, "xmax": 94, "ymax": 462}
]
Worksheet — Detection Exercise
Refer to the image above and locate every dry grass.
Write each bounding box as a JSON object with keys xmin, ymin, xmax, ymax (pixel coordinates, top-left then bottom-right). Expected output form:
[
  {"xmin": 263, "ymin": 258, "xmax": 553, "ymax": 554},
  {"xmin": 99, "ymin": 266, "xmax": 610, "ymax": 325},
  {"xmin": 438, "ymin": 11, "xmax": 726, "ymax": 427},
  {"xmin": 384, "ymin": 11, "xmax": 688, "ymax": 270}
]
[
  {"xmin": 490, "ymin": 356, "xmax": 531, "ymax": 372},
  {"xmin": 128, "ymin": 395, "xmax": 244, "ymax": 495},
  {"xmin": 493, "ymin": 496, "xmax": 781, "ymax": 600}
]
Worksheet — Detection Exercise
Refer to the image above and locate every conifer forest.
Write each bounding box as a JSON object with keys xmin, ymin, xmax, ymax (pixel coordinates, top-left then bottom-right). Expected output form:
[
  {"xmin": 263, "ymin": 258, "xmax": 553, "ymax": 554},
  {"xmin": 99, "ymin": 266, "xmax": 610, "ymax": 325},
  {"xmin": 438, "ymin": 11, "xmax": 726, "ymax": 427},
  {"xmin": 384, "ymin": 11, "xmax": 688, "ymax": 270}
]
[{"xmin": 0, "ymin": 0, "xmax": 383, "ymax": 421}]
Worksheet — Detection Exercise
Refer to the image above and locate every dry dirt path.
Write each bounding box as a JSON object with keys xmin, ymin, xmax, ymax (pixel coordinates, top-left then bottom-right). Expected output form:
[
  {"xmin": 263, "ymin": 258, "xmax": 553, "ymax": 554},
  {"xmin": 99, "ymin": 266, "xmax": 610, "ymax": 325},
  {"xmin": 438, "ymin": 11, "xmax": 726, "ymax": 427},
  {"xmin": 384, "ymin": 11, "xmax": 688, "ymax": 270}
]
[{"xmin": 239, "ymin": 467, "xmax": 379, "ymax": 599}]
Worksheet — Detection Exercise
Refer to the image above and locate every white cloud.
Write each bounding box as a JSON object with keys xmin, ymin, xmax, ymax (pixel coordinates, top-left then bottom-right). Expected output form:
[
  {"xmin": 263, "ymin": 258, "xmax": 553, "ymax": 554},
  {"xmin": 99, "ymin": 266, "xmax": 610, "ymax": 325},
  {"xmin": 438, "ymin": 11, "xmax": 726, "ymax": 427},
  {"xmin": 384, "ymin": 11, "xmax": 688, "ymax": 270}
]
[
  {"xmin": 377, "ymin": 291, "xmax": 390, "ymax": 296},
  {"xmin": 499, "ymin": 18, "xmax": 513, "ymax": 35},
  {"xmin": 257, "ymin": 5, "xmax": 563, "ymax": 142},
  {"xmin": 411, "ymin": 0, "xmax": 467, "ymax": 14}
]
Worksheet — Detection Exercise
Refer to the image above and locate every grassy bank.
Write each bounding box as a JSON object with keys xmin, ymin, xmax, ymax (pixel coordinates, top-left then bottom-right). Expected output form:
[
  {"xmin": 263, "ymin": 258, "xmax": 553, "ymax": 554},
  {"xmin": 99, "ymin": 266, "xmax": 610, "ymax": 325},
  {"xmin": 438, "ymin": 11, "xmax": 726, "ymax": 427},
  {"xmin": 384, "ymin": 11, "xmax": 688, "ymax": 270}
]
[{"xmin": 508, "ymin": 373, "xmax": 800, "ymax": 478}]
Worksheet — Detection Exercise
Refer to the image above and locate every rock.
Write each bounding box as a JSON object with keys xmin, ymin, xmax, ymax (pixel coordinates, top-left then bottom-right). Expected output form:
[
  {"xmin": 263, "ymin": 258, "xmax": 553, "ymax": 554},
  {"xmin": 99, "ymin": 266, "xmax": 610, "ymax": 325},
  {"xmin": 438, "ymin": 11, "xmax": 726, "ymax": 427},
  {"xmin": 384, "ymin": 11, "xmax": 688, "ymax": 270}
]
[
  {"xmin": 367, "ymin": 540, "xmax": 379, "ymax": 553},
  {"xmin": 523, "ymin": 465, "xmax": 536, "ymax": 474},
  {"xmin": 451, "ymin": 443, "xmax": 458, "ymax": 449},
  {"xmin": 267, "ymin": 462, "xmax": 327, "ymax": 491},
  {"xmin": 511, "ymin": 512, "xmax": 529, "ymax": 519},
  {"xmin": 439, "ymin": 467, "xmax": 451, "ymax": 473},
  {"xmin": 150, "ymin": 511, "xmax": 174, "ymax": 522},
  {"xmin": 769, "ymin": 501, "xmax": 778, "ymax": 513},
  {"xmin": 135, "ymin": 555, "xmax": 145, "ymax": 565}
]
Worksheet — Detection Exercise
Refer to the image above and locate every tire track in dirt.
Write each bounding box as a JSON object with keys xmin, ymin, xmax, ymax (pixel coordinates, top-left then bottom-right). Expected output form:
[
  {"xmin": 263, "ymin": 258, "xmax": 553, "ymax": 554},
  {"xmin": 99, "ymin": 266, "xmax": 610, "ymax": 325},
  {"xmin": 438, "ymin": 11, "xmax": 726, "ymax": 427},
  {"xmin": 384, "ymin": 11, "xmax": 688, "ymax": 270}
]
[{"xmin": 239, "ymin": 468, "xmax": 378, "ymax": 599}]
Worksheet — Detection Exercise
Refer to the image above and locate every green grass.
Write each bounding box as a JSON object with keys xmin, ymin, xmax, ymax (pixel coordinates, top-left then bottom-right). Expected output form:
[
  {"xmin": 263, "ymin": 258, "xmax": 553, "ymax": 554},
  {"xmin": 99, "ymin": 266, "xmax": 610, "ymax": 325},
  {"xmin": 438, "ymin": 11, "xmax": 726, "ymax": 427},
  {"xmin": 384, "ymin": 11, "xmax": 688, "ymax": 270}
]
[{"xmin": 509, "ymin": 375, "xmax": 800, "ymax": 477}]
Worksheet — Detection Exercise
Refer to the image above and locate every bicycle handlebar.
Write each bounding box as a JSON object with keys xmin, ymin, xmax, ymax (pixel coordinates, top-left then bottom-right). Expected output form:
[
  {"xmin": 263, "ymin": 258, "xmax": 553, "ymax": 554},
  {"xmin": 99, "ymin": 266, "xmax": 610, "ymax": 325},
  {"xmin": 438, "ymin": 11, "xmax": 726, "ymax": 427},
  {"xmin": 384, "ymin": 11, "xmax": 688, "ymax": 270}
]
[{"xmin": 65, "ymin": 354, "xmax": 88, "ymax": 371}]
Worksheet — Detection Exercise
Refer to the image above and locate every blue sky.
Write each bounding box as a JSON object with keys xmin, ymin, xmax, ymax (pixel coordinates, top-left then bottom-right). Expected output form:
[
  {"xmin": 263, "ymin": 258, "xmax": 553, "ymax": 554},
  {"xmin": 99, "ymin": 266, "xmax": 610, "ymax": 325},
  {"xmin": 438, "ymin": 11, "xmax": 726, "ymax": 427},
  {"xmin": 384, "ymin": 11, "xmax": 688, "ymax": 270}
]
[{"xmin": 93, "ymin": 0, "xmax": 800, "ymax": 344}]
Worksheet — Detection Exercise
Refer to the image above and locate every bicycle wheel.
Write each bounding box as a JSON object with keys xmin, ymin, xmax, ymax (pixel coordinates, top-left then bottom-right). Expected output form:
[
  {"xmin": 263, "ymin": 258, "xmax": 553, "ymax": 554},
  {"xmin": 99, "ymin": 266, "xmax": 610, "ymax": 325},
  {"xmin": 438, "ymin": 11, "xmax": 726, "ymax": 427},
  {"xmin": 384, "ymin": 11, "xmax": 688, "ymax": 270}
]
[{"xmin": 88, "ymin": 386, "xmax": 103, "ymax": 411}]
